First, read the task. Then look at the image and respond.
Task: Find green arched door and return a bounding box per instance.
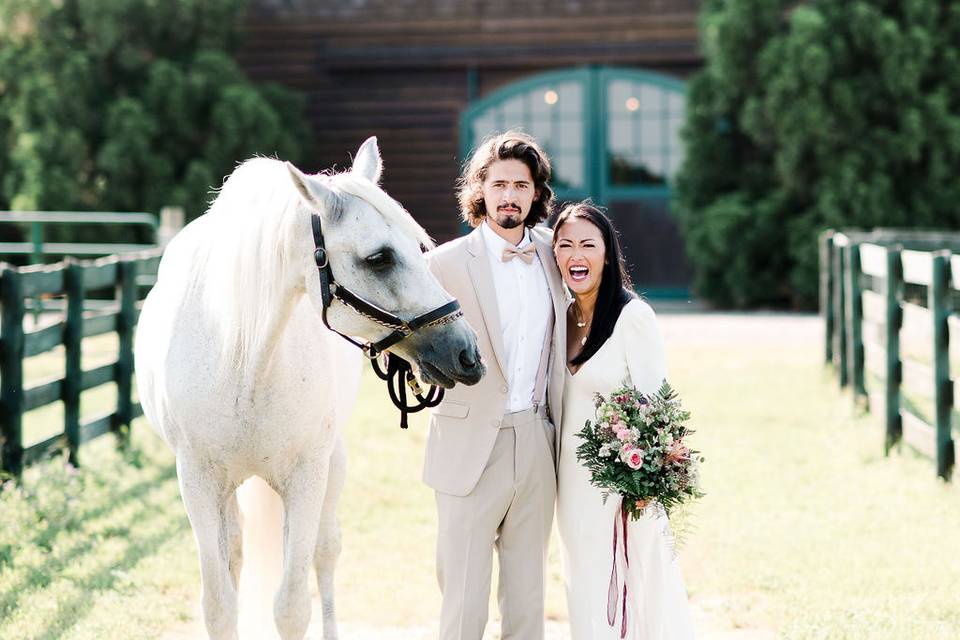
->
[461,66,690,299]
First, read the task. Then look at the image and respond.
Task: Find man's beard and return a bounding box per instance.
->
[491,205,524,229]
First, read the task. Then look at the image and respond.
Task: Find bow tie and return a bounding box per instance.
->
[501,244,537,264]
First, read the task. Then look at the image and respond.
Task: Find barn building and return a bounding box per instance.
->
[238,0,703,298]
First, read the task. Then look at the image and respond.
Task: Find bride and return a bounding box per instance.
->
[552,202,695,639]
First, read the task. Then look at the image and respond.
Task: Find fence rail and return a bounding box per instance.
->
[0,211,159,264]
[0,249,163,477]
[821,228,960,480]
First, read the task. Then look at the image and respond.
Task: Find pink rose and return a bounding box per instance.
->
[616,427,632,441]
[626,449,644,470]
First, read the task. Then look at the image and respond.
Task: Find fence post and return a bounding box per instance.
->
[833,237,848,387]
[820,229,835,364]
[0,267,25,477]
[846,241,865,405]
[63,260,83,466]
[884,245,902,452]
[930,250,954,479]
[159,206,184,248]
[114,258,137,448]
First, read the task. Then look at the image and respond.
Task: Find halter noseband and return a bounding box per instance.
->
[311,213,463,428]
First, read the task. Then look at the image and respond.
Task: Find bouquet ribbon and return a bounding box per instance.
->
[606,501,630,638]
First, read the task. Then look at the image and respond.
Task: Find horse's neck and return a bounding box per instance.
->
[224,273,305,392]
[256,287,303,371]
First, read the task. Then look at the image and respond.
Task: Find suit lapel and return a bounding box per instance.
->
[532,232,567,320]
[533,229,568,453]
[465,228,509,380]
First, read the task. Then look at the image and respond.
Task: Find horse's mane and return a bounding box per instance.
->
[189,157,434,373]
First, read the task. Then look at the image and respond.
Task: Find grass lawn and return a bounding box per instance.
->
[1,313,958,639]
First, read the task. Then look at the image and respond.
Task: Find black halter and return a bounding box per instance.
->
[311,213,462,428]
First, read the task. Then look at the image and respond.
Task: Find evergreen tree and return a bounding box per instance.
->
[675,0,960,309]
[0,0,308,234]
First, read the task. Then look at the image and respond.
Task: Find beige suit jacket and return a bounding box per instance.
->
[423,224,568,496]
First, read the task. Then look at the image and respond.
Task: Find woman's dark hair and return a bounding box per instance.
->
[457,130,555,228]
[552,201,635,367]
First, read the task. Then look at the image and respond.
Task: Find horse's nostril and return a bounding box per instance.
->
[459,348,478,369]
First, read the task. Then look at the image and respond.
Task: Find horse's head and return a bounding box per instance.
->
[286,138,485,388]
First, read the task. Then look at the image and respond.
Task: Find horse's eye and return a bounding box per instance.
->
[365,249,395,270]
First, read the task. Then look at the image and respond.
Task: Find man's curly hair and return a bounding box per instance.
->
[457,131,555,229]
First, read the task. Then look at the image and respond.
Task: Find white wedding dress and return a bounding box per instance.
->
[557,299,695,639]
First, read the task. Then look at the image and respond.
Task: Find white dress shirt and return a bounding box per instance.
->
[481,221,552,412]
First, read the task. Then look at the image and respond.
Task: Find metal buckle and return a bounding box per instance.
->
[314,248,328,268]
[406,371,423,395]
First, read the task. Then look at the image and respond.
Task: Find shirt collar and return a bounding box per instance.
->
[481,220,532,259]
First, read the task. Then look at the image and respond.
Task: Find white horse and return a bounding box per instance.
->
[134,138,484,640]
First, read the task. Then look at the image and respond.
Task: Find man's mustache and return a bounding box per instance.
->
[497,203,520,212]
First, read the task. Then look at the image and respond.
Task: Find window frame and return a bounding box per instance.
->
[460,66,686,203]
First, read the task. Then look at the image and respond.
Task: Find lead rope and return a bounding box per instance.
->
[370,352,444,429]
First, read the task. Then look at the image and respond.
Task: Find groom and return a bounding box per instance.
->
[423,131,567,639]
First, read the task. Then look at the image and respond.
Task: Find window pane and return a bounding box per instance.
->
[606,75,684,187]
[640,117,662,149]
[667,116,684,151]
[608,80,632,113]
[559,117,583,151]
[530,88,552,119]
[554,153,584,189]
[529,115,553,144]
[668,92,685,117]
[501,95,524,124]
[608,117,633,155]
[557,82,582,117]
[472,111,497,144]
[640,149,665,179]
[639,85,661,115]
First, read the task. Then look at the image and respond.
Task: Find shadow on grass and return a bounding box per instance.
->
[38,517,187,640]
[0,459,185,623]
[20,460,178,556]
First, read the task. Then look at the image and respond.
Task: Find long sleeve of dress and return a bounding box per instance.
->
[621,299,668,396]
[621,300,694,639]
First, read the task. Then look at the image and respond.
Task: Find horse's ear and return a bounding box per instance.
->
[352,136,382,184]
[286,162,337,220]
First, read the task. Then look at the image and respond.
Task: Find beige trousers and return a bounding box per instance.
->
[435,406,557,640]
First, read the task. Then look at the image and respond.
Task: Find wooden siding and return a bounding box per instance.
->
[238,0,703,241]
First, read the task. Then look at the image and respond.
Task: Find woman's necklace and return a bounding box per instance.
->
[574,304,590,346]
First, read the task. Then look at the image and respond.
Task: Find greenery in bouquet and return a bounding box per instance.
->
[575,381,704,521]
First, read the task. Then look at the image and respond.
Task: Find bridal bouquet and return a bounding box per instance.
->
[575,381,704,521]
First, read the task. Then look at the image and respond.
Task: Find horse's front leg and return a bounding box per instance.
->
[274,452,329,640]
[314,434,346,640]
[176,456,240,640]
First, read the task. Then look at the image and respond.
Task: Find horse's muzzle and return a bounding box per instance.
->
[411,322,485,388]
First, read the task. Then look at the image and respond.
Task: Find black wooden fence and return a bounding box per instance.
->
[0,249,162,478]
[821,229,960,480]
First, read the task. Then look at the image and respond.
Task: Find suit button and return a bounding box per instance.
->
[500,385,507,393]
